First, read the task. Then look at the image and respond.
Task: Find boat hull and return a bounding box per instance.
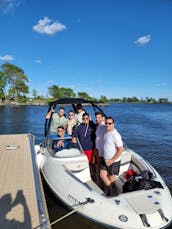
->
[37,147,172,229]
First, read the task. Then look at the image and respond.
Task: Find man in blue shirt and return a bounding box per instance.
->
[53,126,70,153]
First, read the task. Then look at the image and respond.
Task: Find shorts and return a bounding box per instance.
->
[84,149,94,164]
[101,159,120,176]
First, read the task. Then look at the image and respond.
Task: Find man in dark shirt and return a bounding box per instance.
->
[72,113,96,178]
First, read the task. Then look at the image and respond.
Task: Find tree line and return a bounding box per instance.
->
[0,63,171,104]
[0,63,29,102]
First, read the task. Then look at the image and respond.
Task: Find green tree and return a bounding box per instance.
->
[158,98,168,103]
[16,79,29,95]
[48,85,61,98]
[0,71,7,99]
[1,63,28,100]
[48,85,76,98]
[32,89,37,98]
[78,92,89,99]
[100,95,108,103]
[60,87,76,98]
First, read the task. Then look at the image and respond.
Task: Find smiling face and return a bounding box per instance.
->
[96,113,104,124]
[58,108,65,117]
[105,118,114,132]
[57,127,65,137]
[82,114,90,125]
[68,111,75,120]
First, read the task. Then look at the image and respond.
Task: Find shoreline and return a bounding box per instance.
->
[0,101,171,106]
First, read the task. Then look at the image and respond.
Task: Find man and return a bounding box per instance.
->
[46,107,67,133]
[74,103,85,125]
[95,111,106,185]
[53,126,70,153]
[72,113,96,178]
[100,117,123,196]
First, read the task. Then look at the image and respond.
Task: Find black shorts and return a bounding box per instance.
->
[101,159,120,176]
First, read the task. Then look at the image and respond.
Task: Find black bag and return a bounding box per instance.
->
[134,178,163,191]
[123,170,163,193]
[123,176,138,193]
[139,170,153,179]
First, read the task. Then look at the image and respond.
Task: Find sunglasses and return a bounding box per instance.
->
[83,117,89,120]
[105,122,113,125]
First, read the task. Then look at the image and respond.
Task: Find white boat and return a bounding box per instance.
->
[35,98,172,229]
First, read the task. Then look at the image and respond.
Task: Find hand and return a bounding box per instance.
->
[106,159,113,166]
[57,140,64,147]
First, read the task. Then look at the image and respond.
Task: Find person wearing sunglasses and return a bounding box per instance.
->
[72,113,96,179]
[53,126,70,153]
[100,117,123,196]
[67,110,77,135]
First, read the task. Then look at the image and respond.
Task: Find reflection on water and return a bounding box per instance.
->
[0,103,172,228]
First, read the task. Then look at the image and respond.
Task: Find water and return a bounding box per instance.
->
[0,103,172,229]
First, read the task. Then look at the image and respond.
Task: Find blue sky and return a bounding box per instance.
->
[0,0,172,100]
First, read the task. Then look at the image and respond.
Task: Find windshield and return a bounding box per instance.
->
[47,136,84,158]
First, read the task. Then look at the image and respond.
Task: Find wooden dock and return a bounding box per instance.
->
[0,134,50,229]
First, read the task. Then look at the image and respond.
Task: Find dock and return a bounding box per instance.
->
[0,134,50,229]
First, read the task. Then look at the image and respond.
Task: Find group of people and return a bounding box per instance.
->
[46,104,124,196]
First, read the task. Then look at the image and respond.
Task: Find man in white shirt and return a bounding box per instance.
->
[100,117,123,196]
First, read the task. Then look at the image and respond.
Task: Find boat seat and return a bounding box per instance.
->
[118,150,132,176]
[131,156,148,172]
[54,148,81,158]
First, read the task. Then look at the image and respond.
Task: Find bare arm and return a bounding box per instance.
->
[46,109,55,119]
[71,136,77,143]
[106,146,123,166]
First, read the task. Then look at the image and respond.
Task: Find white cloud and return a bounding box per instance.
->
[48,80,53,84]
[155,82,167,87]
[0,0,20,14]
[0,54,14,61]
[33,17,66,35]
[34,59,41,64]
[134,35,152,45]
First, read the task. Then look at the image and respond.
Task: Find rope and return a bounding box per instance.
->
[33,198,94,229]
[50,198,94,226]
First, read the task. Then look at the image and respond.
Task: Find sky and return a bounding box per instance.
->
[0,0,172,100]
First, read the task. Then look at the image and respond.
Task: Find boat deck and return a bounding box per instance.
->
[0,134,50,229]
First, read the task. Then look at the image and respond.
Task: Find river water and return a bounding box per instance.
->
[0,103,172,229]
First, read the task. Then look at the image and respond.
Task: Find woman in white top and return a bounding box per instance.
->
[75,103,85,125]
[67,110,77,135]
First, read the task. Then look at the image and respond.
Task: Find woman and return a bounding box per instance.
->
[67,110,77,135]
